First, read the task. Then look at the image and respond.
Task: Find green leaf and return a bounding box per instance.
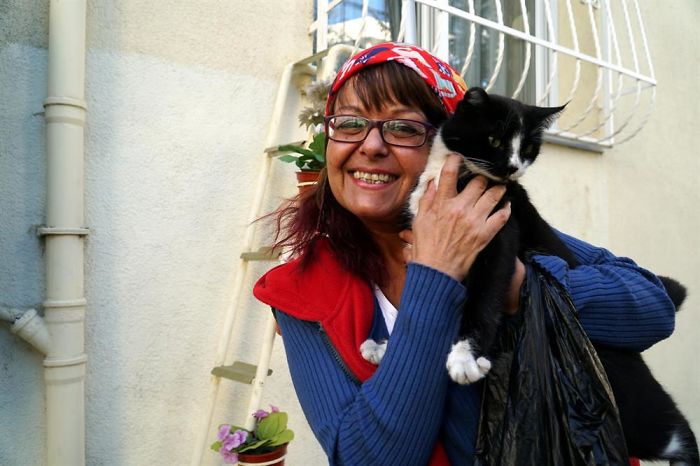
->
[256,412,287,440]
[278,145,316,158]
[308,133,326,157]
[267,429,294,447]
[238,438,271,453]
[210,440,222,452]
[277,143,306,152]
[278,154,299,163]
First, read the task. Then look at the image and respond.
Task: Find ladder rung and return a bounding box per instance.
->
[240,246,282,262]
[212,361,273,384]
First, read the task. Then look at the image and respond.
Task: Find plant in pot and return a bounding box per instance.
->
[211,405,294,465]
[278,78,332,194]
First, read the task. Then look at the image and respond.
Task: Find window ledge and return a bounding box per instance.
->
[543,131,608,154]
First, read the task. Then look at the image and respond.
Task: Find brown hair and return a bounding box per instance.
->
[270,61,448,286]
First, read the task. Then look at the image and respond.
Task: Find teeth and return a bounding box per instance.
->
[353,171,396,184]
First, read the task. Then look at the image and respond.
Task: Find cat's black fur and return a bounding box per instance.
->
[438,88,576,378]
[432,87,699,465]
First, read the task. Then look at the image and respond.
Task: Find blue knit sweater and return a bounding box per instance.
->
[275,232,675,466]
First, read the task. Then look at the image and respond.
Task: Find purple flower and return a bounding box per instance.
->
[220,448,238,464]
[270,405,280,413]
[253,409,269,420]
[217,424,232,441]
[223,429,248,451]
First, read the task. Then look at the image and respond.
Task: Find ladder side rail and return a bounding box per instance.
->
[191,61,297,466]
[244,314,279,430]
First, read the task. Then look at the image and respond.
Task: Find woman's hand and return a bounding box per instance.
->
[400,154,511,282]
[506,257,525,315]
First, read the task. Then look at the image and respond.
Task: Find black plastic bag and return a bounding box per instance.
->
[475,261,629,466]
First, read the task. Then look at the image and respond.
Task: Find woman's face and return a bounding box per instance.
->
[326,86,431,232]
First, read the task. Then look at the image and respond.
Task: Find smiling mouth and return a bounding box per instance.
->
[351,170,398,184]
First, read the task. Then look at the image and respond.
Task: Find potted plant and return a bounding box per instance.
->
[278,132,326,194]
[278,79,332,194]
[211,405,294,465]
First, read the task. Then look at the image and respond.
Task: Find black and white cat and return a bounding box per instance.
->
[360,87,699,465]
[362,87,575,382]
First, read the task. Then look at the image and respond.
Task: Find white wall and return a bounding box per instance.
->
[1,1,323,465]
[608,2,700,459]
[525,2,700,463]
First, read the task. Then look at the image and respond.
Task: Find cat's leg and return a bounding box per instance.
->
[447,221,519,384]
[360,339,387,365]
[446,338,493,384]
[660,423,700,466]
[598,347,700,466]
[447,276,510,384]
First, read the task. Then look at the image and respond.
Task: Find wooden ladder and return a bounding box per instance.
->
[191,44,353,466]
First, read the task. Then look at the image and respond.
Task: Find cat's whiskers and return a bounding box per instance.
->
[460,157,503,182]
[461,157,494,173]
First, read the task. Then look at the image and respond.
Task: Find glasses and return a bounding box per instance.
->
[324,115,435,148]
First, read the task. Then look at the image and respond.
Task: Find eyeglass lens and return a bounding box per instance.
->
[327,116,429,147]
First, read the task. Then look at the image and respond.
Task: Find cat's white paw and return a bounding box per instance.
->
[360,339,387,365]
[446,339,491,385]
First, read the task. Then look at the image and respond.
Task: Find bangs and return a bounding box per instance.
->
[332,61,448,126]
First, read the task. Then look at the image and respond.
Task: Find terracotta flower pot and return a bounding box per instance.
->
[295,170,320,194]
[237,444,288,466]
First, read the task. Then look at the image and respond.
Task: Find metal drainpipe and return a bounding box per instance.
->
[39,1,89,465]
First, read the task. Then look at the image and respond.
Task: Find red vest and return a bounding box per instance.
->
[254,239,451,465]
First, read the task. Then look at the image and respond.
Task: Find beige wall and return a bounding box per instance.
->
[608,1,700,457]
[528,2,700,463]
[1,1,320,465]
[1,1,697,465]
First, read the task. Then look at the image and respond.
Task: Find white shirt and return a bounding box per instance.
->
[373,284,398,335]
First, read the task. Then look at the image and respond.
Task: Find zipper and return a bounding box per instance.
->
[316,322,362,385]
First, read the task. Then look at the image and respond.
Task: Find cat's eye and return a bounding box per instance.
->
[488,135,501,148]
[524,144,533,154]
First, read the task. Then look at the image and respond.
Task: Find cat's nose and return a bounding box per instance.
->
[506,165,518,175]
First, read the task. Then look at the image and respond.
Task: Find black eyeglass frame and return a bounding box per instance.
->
[324,115,436,148]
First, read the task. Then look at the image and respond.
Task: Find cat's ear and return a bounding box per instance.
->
[462,87,489,108]
[529,103,567,129]
[455,87,488,114]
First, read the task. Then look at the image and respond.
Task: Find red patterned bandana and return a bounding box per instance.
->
[325,42,467,116]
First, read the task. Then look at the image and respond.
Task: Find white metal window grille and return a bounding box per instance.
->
[310,0,657,151]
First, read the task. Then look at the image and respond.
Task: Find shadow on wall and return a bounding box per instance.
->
[0,39,50,466]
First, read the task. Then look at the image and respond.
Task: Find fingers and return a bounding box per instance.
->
[456,175,496,209]
[436,154,462,199]
[483,201,511,239]
[398,229,414,244]
[399,230,414,264]
[418,179,437,213]
[472,183,507,216]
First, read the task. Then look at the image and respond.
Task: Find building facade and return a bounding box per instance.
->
[0,1,697,465]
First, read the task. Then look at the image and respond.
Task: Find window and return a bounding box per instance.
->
[311,0,657,149]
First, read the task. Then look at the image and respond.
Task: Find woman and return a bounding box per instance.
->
[254,43,674,465]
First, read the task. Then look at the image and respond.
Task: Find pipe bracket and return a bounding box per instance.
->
[37,227,90,237]
[44,354,88,368]
[43,298,87,308]
[43,96,87,110]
